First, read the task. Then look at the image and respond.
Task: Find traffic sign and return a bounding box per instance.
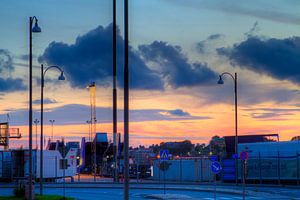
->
[232,154,238,159]
[210,155,218,162]
[159,149,169,161]
[240,151,249,161]
[211,161,222,174]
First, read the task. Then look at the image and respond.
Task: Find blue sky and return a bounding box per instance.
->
[1,0,300,147]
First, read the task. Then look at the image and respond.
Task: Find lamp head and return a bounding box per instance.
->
[58,71,65,81]
[32,20,41,33]
[217,75,224,85]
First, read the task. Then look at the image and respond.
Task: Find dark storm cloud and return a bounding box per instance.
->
[0,49,26,92]
[139,41,218,88]
[217,36,300,84]
[39,24,163,90]
[0,78,26,92]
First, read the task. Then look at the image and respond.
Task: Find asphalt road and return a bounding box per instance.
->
[0,186,298,200]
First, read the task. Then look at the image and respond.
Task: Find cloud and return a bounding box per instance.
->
[196,34,224,54]
[165,109,190,117]
[217,36,300,84]
[39,24,164,90]
[244,21,259,37]
[32,98,58,105]
[250,112,293,119]
[207,34,223,40]
[169,0,300,26]
[0,49,13,73]
[0,78,26,92]
[2,104,211,126]
[0,49,26,92]
[243,107,299,120]
[139,41,218,88]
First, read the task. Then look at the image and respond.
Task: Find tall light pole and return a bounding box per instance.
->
[40,64,65,195]
[112,0,118,183]
[34,119,39,149]
[29,16,41,200]
[217,72,238,185]
[86,120,91,142]
[49,119,55,141]
[124,0,129,199]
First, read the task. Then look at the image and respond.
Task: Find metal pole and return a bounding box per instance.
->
[278,151,280,185]
[214,174,216,200]
[234,72,238,185]
[28,16,33,200]
[259,152,262,184]
[63,145,66,199]
[113,0,118,183]
[297,151,299,185]
[242,161,245,200]
[136,156,139,183]
[124,0,129,199]
[163,162,166,195]
[34,119,39,149]
[50,120,55,141]
[40,64,44,195]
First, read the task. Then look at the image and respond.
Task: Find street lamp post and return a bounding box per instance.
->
[34,119,39,149]
[112,0,118,183]
[124,0,129,199]
[86,120,91,142]
[217,72,238,185]
[49,119,55,141]
[28,16,41,200]
[40,64,65,195]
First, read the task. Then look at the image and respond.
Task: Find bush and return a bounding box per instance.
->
[13,183,25,198]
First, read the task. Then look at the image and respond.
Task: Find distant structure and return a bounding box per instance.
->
[87,82,97,176]
[0,122,21,151]
[224,134,279,157]
[80,132,113,174]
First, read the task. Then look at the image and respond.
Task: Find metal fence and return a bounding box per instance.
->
[223,151,300,184]
[153,158,213,182]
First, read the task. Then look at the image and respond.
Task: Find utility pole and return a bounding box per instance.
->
[87,82,97,181]
[113,0,118,183]
[124,0,129,199]
[49,119,55,141]
[34,119,39,149]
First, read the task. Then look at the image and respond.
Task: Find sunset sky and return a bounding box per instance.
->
[1,0,300,149]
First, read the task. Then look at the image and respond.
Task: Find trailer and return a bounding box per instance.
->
[36,148,77,179]
[0,148,77,182]
[237,141,300,183]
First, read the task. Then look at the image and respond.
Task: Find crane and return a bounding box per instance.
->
[87,82,97,180]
